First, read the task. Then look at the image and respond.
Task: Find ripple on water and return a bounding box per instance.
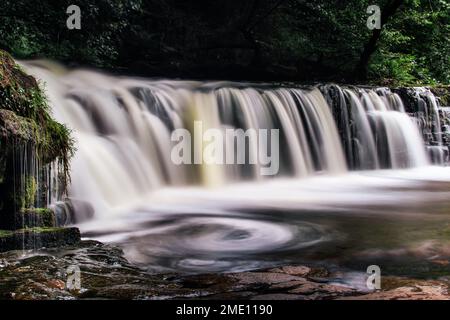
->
[112,214,332,273]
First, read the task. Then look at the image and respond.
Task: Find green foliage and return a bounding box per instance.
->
[0,0,448,84]
[369,52,438,85]
[1,49,74,200]
[0,0,143,68]
[368,0,450,85]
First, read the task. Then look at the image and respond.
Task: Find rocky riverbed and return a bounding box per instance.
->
[0,240,449,300]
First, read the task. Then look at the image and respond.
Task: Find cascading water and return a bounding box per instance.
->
[20,61,450,273]
[323,85,429,170]
[398,87,449,164]
[22,63,430,202]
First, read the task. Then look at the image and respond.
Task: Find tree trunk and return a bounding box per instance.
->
[352,0,404,81]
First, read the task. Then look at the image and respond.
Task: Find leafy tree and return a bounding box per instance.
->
[0,0,448,84]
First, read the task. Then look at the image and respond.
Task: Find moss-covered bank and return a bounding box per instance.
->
[0,49,74,231]
[0,50,73,174]
[0,227,80,253]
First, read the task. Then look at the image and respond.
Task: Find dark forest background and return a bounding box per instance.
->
[0,0,448,84]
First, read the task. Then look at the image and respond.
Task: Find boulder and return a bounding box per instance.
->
[51,198,95,225]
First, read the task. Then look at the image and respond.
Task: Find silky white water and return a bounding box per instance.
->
[21,61,450,274]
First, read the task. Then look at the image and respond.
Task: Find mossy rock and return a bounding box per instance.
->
[0,109,40,142]
[0,48,74,171]
[52,198,95,225]
[1,49,75,231]
[0,50,39,101]
[0,230,13,238]
[0,227,80,252]
[430,86,450,107]
[14,208,56,228]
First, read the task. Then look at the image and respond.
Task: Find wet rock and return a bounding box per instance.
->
[51,198,95,225]
[431,259,450,266]
[0,227,81,252]
[341,285,450,300]
[178,273,237,290]
[269,279,309,290]
[307,266,331,279]
[46,279,66,290]
[1,241,449,300]
[268,265,311,277]
[252,293,305,300]
[14,208,56,228]
[431,86,450,107]
[229,272,303,286]
[289,282,355,296]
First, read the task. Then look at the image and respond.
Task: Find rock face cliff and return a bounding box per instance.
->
[0,50,73,231]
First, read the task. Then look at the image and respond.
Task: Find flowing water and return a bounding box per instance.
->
[22,61,450,277]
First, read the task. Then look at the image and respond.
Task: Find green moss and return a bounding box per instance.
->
[19,208,56,227]
[1,48,74,164]
[430,86,450,106]
[21,208,52,215]
[0,109,38,141]
[1,49,74,214]
[16,227,65,234]
[0,51,47,119]
[24,176,37,208]
[0,230,13,238]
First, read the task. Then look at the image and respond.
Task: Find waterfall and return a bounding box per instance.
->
[21,62,436,219]
[405,87,448,164]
